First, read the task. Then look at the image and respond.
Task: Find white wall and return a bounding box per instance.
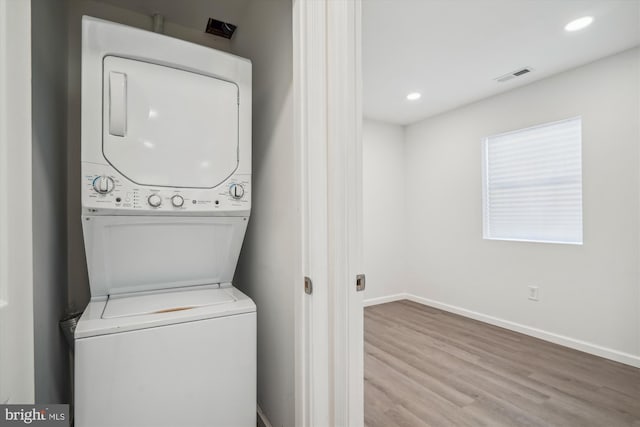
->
[31,0,70,403]
[362,120,406,303]
[403,48,640,361]
[231,1,295,426]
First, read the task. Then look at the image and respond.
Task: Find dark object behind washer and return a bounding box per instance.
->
[205,18,237,39]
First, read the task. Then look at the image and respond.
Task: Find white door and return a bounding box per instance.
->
[102,56,239,189]
[294,1,363,426]
[327,1,364,425]
[0,0,35,404]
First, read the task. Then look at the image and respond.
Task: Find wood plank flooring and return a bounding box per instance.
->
[364,300,640,427]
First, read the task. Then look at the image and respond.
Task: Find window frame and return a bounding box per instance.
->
[481,116,584,245]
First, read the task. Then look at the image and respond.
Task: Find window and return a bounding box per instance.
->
[482,117,583,244]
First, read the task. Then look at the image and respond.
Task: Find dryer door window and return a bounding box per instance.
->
[102,56,239,188]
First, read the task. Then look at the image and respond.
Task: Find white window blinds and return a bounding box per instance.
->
[482,117,583,245]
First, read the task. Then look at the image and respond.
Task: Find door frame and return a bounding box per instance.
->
[0,0,35,404]
[293,1,363,426]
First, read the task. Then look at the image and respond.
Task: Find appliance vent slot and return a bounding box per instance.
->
[495,67,533,83]
[205,18,237,39]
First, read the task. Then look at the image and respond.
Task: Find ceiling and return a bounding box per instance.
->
[363,0,640,125]
[96,0,251,30]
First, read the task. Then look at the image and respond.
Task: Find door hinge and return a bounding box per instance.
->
[356,274,365,292]
[304,276,313,295]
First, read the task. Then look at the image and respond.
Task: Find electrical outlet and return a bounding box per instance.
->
[528,285,539,301]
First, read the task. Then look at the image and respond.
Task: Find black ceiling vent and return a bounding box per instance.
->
[495,67,533,83]
[205,18,237,39]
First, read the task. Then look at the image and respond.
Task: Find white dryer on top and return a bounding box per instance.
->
[74,16,255,427]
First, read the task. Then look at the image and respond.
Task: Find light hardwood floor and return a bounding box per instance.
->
[364,300,640,427]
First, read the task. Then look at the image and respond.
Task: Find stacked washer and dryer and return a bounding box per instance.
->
[74,17,256,427]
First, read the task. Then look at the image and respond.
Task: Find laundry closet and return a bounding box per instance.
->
[30,0,296,425]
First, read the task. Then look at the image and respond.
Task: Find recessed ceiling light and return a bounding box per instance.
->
[406,92,421,101]
[565,16,594,32]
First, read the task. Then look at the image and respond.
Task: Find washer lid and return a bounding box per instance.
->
[82,215,248,298]
[75,286,256,339]
[102,286,236,319]
[102,55,239,189]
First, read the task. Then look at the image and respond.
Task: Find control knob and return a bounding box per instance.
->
[148,194,162,207]
[92,176,115,194]
[229,184,245,199]
[171,195,184,207]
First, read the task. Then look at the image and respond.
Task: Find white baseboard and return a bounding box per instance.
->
[257,405,273,427]
[363,293,409,307]
[365,293,640,368]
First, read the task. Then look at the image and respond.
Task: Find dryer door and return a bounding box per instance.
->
[102,56,239,189]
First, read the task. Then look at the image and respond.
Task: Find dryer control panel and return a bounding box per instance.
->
[82,162,250,216]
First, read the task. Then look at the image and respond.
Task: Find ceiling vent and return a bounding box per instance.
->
[494,67,533,83]
[205,18,237,39]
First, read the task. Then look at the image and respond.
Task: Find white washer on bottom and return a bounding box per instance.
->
[74,285,256,427]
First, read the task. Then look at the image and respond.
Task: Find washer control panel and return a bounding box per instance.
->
[82,163,250,214]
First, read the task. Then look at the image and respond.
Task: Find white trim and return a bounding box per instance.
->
[483,237,583,246]
[293,1,330,426]
[294,2,363,425]
[294,1,363,425]
[0,0,6,310]
[364,294,640,368]
[326,1,363,426]
[363,293,408,307]
[257,405,273,427]
[0,0,35,404]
